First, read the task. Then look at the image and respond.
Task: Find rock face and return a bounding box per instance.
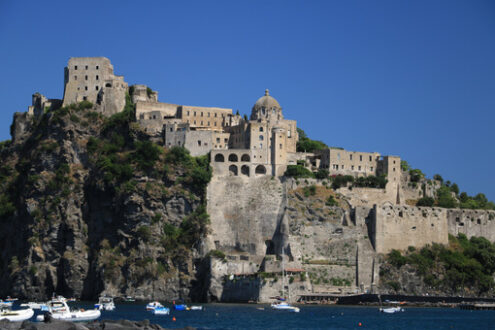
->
[0,103,208,301]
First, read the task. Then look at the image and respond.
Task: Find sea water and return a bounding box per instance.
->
[58,302,495,330]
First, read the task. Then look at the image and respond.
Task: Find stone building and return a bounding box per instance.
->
[211,90,298,177]
[27,92,62,117]
[63,57,128,115]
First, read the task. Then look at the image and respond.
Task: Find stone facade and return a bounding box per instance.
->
[164,123,229,157]
[27,93,62,117]
[63,57,128,115]
[447,209,495,242]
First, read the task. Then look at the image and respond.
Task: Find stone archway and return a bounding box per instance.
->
[241,165,249,177]
[228,154,238,162]
[255,165,266,175]
[214,154,225,162]
[229,165,238,176]
[241,154,250,162]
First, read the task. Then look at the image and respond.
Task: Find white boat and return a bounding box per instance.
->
[35,297,100,322]
[95,296,116,311]
[270,247,300,313]
[380,306,404,313]
[0,301,13,308]
[20,302,43,309]
[190,305,203,311]
[152,306,170,315]
[0,308,34,322]
[146,301,164,311]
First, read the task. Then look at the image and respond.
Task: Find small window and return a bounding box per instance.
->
[201,121,203,125]
[83,96,87,101]
[85,86,88,91]
[74,75,77,80]
[187,111,190,115]
[198,140,201,146]
[96,75,99,80]
[342,165,344,169]
[360,155,363,161]
[224,138,228,143]
[351,165,354,170]
[208,113,210,117]
[194,112,197,116]
[194,121,196,124]
[288,129,291,137]
[85,65,88,70]
[280,144,282,149]
[370,166,373,171]
[208,122,210,126]
[358,166,361,171]
[201,112,203,117]
[96,65,99,70]
[260,127,263,132]
[369,156,372,161]
[96,86,99,90]
[85,75,88,80]
[393,168,396,172]
[215,113,217,117]
[259,135,264,141]
[74,65,78,70]
[216,138,220,143]
[336,165,339,170]
[350,154,353,160]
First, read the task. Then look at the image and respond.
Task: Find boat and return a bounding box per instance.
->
[189,305,203,311]
[270,247,300,313]
[0,308,34,322]
[152,306,170,315]
[20,302,43,309]
[174,304,188,311]
[0,300,13,308]
[95,296,116,311]
[380,306,404,313]
[146,301,164,311]
[123,296,135,302]
[35,297,101,322]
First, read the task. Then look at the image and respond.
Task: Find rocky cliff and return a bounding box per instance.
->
[0,100,211,301]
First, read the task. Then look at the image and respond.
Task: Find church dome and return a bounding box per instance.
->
[253,89,281,110]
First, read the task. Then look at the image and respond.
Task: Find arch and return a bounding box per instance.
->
[259,127,264,132]
[259,135,264,141]
[241,154,250,162]
[255,165,266,175]
[214,154,224,162]
[241,165,249,176]
[105,83,112,87]
[229,165,238,176]
[228,154,238,162]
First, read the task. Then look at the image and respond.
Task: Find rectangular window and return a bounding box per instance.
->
[216,138,220,143]
[83,96,87,101]
[96,75,99,80]
[350,154,353,160]
[96,65,99,70]
[194,112,197,116]
[85,75,88,80]
[280,144,282,149]
[96,86,99,90]
[201,121,203,125]
[342,165,344,169]
[187,111,190,115]
[194,120,196,124]
[85,65,88,69]
[224,138,228,143]
[208,113,210,117]
[358,166,361,171]
[74,76,77,80]
[208,122,210,126]
[370,166,373,171]
[215,113,217,117]
[288,130,291,137]
[85,86,88,91]
[74,65,78,70]
[201,112,203,117]
[351,165,354,170]
[360,155,363,161]
[198,140,201,146]
[369,156,372,161]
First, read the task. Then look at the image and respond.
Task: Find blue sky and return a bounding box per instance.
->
[1,0,494,200]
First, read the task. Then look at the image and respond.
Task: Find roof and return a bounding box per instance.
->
[253,89,281,110]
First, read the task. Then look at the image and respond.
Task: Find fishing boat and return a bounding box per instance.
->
[0,308,34,322]
[270,247,300,313]
[146,301,164,311]
[35,297,100,322]
[152,306,170,315]
[379,306,404,313]
[95,296,116,311]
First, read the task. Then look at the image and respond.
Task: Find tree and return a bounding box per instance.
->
[433,174,443,183]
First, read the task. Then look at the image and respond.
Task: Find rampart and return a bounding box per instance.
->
[447,209,495,242]
[371,205,449,253]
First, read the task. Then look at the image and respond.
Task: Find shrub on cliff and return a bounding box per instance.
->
[416,196,435,207]
[296,128,327,153]
[284,165,314,178]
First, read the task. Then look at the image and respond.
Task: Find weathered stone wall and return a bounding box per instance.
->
[371,205,449,253]
[447,209,495,242]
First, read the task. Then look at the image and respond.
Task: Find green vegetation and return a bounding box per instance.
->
[416,196,435,207]
[384,234,495,293]
[296,128,327,153]
[353,175,388,189]
[207,249,226,260]
[331,175,354,190]
[326,195,338,207]
[409,169,424,183]
[284,165,314,178]
[400,160,411,171]
[303,185,316,197]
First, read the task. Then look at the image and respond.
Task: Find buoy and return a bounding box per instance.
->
[358,322,362,327]
[172,317,176,321]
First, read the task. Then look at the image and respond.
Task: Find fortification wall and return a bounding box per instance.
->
[447,209,495,242]
[372,205,448,253]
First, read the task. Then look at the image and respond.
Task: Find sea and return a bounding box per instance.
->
[35,302,494,330]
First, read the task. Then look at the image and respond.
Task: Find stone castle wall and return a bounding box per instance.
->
[447,209,495,242]
[371,205,449,253]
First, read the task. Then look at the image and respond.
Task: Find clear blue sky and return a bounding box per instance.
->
[1,0,494,200]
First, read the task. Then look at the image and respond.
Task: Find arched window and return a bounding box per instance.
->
[241,154,250,162]
[259,135,264,141]
[105,83,112,87]
[214,154,225,162]
[255,165,266,175]
[229,165,238,176]
[241,165,249,176]
[228,154,238,162]
[259,127,263,132]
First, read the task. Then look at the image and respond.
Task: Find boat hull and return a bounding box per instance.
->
[0,308,34,322]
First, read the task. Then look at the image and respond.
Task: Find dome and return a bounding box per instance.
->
[253,89,281,110]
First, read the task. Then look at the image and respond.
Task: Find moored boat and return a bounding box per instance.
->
[380,306,404,313]
[146,301,164,311]
[95,296,116,311]
[35,297,100,322]
[152,306,170,315]
[190,305,203,311]
[20,302,43,309]
[271,301,300,313]
[0,300,13,308]
[0,308,34,322]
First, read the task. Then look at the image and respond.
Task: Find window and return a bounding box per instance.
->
[96,65,99,70]
[369,156,372,161]
[358,166,361,171]
[342,165,344,169]
[83,96,87,101]
[187,111,190,115]
[194,121,196,124]
[393,168,396,172]
[351,165,354,170]
[198,140,201,146]
[360,155,363,161]
[215,113,217,117]
[224,138,228,143]
[74,76,77,80]
[201,121,203,125]
[260,143,263,149]
[208,113,210,117]
[85,65,88,70]
[201,112,203,117]
[85,86,88,91]
[216,138,220,143]
[350,154,353,160]
[74,65,78,70]
[337,153,340,160]
[288,130,291,137]
[194,112,197,116]
[85,75,88,80]
[259,135,264,141]
[96,75,99,80]
[208,122,210,126]
[336,165,339,170]
[259,127,263,132]
[280,144,282,149]
[96,86,99,90]
[370,166,373,171]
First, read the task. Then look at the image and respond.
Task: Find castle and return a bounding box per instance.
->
[16,58,495,297]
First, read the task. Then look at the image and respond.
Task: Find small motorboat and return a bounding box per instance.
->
[271,302,300,313]
[189,305,203,311]
[20,302,43,310]
[95,296,116,311]
[174,304,188,311]
[146,301,164,311]
[380,307,404,313]
[0,308,34,322]
[152,306,170,315]
[36,297,100,322]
